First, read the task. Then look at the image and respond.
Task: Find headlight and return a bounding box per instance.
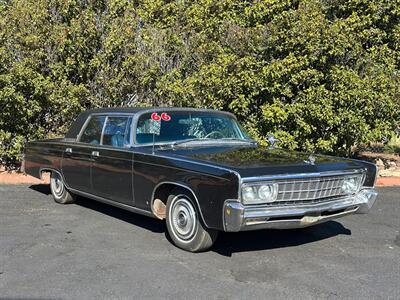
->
[341,175,364,194]
[242,186,257,203]
[241,183,278,205]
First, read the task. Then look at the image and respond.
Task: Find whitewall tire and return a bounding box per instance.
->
[50,172,76,204]
[166,189,218,252]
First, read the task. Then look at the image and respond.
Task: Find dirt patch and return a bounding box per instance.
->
[356,151,400,184]
[0,172,50,185]
[376,177,400,187]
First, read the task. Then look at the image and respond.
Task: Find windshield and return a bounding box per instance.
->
[135,111,252,144]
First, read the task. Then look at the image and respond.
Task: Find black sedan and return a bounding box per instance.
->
[23,107,378,252]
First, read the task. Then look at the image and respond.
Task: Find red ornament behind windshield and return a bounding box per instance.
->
[151,112,170,121]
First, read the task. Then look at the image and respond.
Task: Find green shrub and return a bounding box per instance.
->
[384,137,400,155]
[1,0,399,167]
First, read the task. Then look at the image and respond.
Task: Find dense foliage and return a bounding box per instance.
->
[1,0,399,166]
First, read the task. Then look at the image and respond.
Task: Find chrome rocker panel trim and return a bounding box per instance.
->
[223,188,378,232]
[69,188,155,218]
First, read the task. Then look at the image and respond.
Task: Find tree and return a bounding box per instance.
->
[0,0,399,167]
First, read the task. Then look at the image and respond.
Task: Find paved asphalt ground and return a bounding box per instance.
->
[0,185,399,299]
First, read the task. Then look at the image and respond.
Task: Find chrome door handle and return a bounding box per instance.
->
[65,148,72,154]
[91,151,99,157]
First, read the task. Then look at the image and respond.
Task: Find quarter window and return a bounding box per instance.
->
[79,116,106,144]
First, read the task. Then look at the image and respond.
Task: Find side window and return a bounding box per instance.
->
[102,117,132,148]
[79,116,106,144]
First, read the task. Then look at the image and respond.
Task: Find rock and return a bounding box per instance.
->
[388,161,397,170]
[375,158,384,167]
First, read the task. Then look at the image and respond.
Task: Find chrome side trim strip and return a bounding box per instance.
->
[69,188,154,218]
[39,168,153,218]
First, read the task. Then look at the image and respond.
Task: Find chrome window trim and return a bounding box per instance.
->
[90,112,136,116]
[132,109,248,145]
[77,114,107,144]
[77,113,135,148]
[101,115,134,148]
[39,167,151,217]
[136,108,237,120]
[76,115,92,142]
[99,116,108,145]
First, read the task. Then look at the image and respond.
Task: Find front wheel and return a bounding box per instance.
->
[50,172,76,204]
[166,189,218,252]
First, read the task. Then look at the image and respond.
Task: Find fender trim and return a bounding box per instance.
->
[151,181,209,228]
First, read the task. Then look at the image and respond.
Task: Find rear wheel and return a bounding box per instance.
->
[166,189,218,252]
[50,172,76,204]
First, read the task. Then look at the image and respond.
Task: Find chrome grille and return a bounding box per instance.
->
[250,172,364,205]
[277,176,346,201]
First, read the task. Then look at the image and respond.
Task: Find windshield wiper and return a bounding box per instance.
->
[220,138,258,144]
[171,138,214,147]
[170,137,257,148]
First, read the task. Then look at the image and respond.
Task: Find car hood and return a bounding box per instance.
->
[156,144,367,178]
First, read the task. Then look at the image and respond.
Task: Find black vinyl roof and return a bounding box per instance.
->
[65,107,234,139]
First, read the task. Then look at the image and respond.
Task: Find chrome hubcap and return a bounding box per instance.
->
[170,197,197,241]
[52,173,64,197]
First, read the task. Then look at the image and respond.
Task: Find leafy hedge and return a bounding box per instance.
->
[1,0,399,167]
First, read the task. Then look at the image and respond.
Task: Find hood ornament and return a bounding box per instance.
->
[267,135,281,149]
[304,154,316,165]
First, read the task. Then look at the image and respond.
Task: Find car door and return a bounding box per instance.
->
[61,115,106,193]
[91,116,134,206]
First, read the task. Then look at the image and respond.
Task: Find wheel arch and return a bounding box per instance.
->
[39,167,67,185]
[151,181,209,228]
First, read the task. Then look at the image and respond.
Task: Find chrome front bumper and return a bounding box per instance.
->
[223,188,378,232]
